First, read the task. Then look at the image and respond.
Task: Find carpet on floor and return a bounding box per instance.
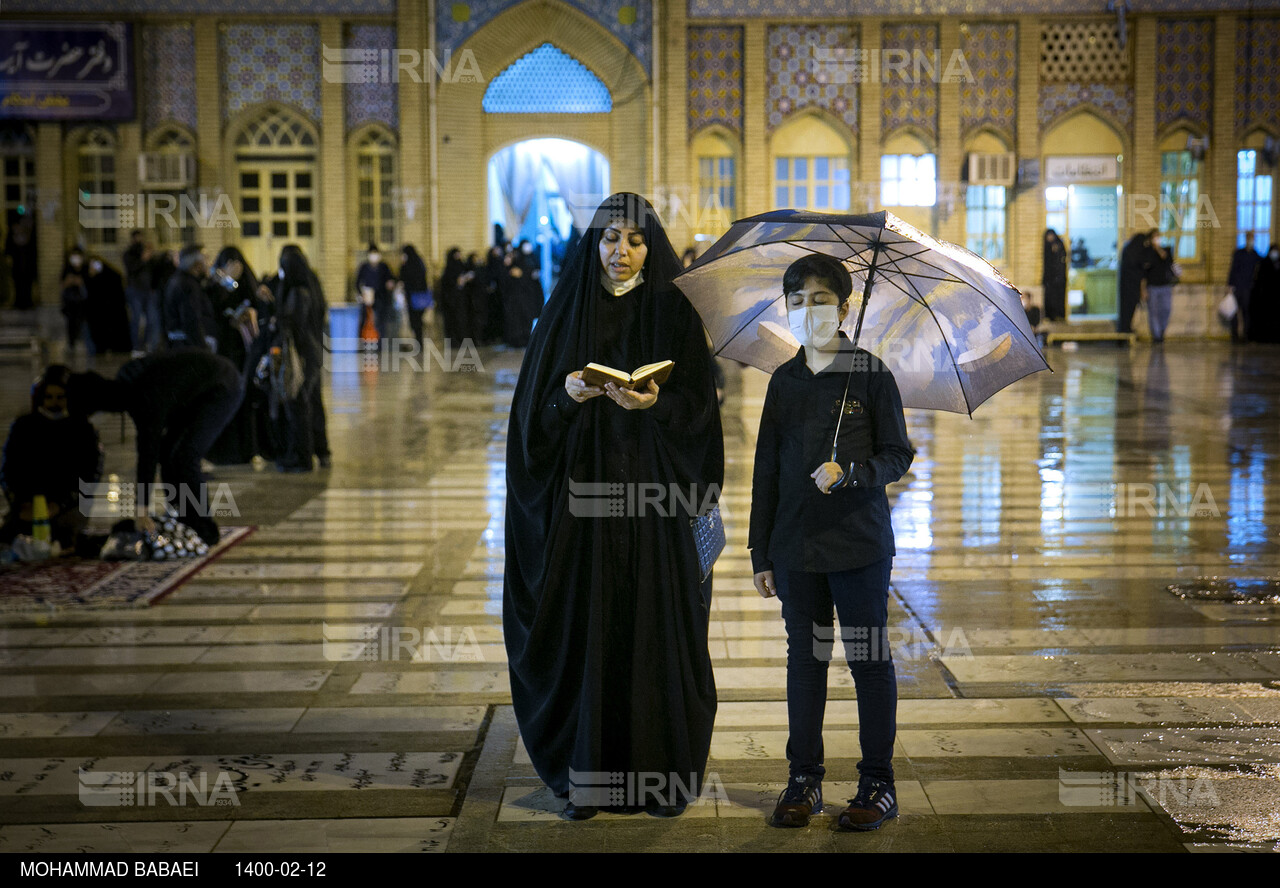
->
[0,526,254,612]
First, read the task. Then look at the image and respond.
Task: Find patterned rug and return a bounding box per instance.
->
[0,526,254,612]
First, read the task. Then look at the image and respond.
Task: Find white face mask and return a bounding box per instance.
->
[69,255,83,269]
[368,254,380,265]
[788,304,840,348]
[89,260,103,274]
[278,268,285,279]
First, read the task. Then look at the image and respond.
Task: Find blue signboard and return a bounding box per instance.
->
[0,22,135,120]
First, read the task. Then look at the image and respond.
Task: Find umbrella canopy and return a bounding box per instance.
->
[676,209,1051,415]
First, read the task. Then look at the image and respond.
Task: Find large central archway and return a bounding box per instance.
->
[488,137,610,297]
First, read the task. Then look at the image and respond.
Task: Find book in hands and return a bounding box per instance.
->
[580,360,674,389]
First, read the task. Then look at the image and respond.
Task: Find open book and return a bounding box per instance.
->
[581,360,674,389]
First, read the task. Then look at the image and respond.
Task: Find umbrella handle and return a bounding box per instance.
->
[832,240,880,463]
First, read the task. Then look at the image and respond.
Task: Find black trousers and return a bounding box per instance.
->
[158,382,242,544]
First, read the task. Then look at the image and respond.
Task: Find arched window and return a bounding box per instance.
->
[692,129,738,240]
[881,130,936,209]
[0,124,36,220]
[771,115,852,211]
[1237,133,1273,251]
[77,128,119,250]
[352,126,398,251]
[144,125,197,250]
[483,44,612,113]
[963,130,1010,265]
[1158,129,1204,262]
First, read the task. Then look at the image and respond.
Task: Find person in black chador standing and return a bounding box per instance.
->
[463,251,489,345]
[4,211,36,310]
[267,245,330,471]
[68,350,245,546]
[1118,231,1151,336]
[84,256,132,354]
[399,245,431,346]
[1042,229,1067,322]
[206,246,269,465]
[504,193,722,820]
[437,247,468,348]
[1228,233,1262,342]
[483,244,507,345]
[1248,243,1280,344]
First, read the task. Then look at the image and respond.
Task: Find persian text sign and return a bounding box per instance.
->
[0,22,135,121]
[1044,155,1119,185]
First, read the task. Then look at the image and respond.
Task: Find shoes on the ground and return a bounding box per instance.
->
[317,455,332,469]
[561,802,597,821]
[646,802,687,818]
[276,462,312,474]
[836,776,897,831]
[769,774,822,828]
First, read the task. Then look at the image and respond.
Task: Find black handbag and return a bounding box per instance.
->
[691,503,725,582]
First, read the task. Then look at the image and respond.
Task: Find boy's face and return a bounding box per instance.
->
[785,275,847,322]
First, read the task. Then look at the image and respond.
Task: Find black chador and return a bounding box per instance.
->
[503,194,723,808]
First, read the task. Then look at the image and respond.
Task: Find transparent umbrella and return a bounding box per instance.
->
[676,209,1051,415]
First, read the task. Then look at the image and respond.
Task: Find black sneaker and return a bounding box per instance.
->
[561,801,597,821]
[769,775,822,828]
[837,776,897,831]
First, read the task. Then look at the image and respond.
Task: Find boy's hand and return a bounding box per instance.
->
[811,461,844,494]
[754,569,776,599]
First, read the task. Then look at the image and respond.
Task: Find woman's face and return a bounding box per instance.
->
[599,222,648,283]
[225,258,244,280]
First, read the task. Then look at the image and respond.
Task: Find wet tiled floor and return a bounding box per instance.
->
[0,341,1278,852]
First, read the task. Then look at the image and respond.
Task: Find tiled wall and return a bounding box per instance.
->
[765,24,859,134]
[344,24,399,133]
[140,23,197,133]
[220,23,323,124]
[688,26,744,136]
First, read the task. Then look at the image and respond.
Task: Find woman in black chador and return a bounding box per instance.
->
[504,193,723,820]
[1042,229,1068,321]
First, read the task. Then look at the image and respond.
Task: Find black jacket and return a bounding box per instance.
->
[163,270,218,351]
[750,335,915,574]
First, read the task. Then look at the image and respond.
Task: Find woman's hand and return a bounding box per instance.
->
[754,569,776,599]
[605,379,658,410]
[565,370,604,403]
[811,461,844,494]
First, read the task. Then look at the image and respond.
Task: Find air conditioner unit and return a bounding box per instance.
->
[138,152,195,189]
[967,153,1017,187]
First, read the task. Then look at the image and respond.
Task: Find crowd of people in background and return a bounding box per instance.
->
[40,233,332,475]
[435,239,546,349]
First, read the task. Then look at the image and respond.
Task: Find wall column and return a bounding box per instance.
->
[318,19,347,305]
[938,19,962,245]
[858,21,881,212]
[1012,16,1040,293]
[1210,14,1238,283]
[35,123,63,308]
[660,0,691,249]
[741,21,767,217]
[399,0,430,273]
[1132,16,1158,250]
[193,17,224,257]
